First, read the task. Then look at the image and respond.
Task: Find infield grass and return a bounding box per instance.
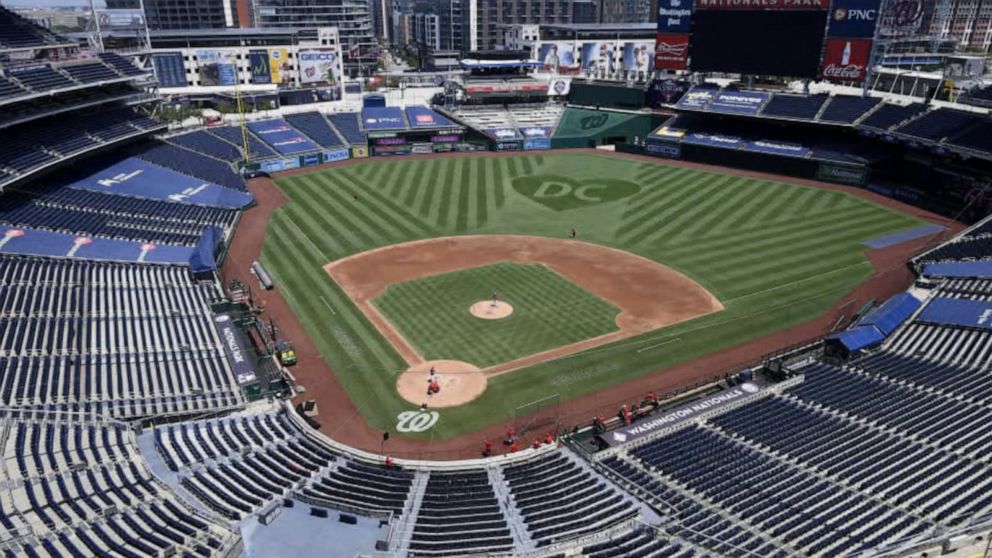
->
[373,262,620,367]
[262,152,923,439]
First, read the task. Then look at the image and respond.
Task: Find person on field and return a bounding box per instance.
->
[569,227,577,239]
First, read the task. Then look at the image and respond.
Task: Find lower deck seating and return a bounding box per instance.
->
[0,409,236,557]
[409,471,513,557]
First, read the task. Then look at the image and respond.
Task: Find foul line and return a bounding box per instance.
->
[636,337,682,354]
[283,217,327,260]
[320,296,336,315]
[722,261,872,305]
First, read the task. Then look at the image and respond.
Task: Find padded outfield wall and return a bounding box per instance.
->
[553,108,664,148]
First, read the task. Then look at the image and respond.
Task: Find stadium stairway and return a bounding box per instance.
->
[323,113,351,147]
[487,466,538,551]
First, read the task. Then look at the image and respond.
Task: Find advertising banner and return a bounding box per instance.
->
[684,132,743,149]
[708,90,771,114]
[547,77,571,96]
[622,42,654,73]
[580,42,615,74]
[537,42,578,72]
[646,142,682,158]
[523,138,551,150]
[743,139,811,158]
[351,146,369,158]
[212,315,257,386]
[520,127,551,139]
[411,143,433,154]
[196,50,236,86]
[299,49,342,85]
[249,50,271,84]
[95,9,145,30]
[322,148,350,163]
[362,107,406,130]
[817,163,868,185]
[247,120,319,154]
[604,383,764,446]
[827,0,881,37]
[375,145,413,156]
[496,141,522,151]
[269,48,291,84]
[489,128,521,141]
[695,0,829,9]
[648,125,687,140]
[677,86,717,109]
[821,37,872,82]
[657,0,694,33]
[654,33,690,70]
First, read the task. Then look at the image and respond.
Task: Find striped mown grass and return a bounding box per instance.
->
[262,153,922,439]
[373,263,620,367]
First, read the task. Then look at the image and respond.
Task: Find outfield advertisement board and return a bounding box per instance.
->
[646,142,682,158]
[677,87,718,109]
[657,0,694,33]
[817,163,869,185]
[298,49,342,85]
[195,50,236,86]
[696,0,829,8]
[496,141,522,151]
[523,138,552,150]
[654,34,691,70]
[604,382,764,447]
[827,0,880,37]
[684,132,743,149]
[744,139,811,158]
[249,50,271,84]
[323,149,350,163]
[821,37,873,82]
[708,90,770,115]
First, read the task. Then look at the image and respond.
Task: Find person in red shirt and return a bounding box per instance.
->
[544,433,554,445]
[384,455,394,468]
[531,439,541,450]
[509,442,519,453]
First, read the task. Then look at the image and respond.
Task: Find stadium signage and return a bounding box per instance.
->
[817,163,868,185]
[677,87,717,109]
[654,34,691,70]
[605,383,763,446]
[97,169,143,187]
[709,90,770,114]
[646,142,682,158]
[213,314,257,385]
[821,38,872,82]
[657,0,694,33]
[828,0,880,38]
[696,0,829,8]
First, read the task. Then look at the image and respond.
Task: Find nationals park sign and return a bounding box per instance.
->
[604,382,763,447]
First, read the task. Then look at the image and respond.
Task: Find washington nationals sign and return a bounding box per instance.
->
[396,410,439,433]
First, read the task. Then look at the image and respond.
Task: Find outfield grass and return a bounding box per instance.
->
[261,153,922,439]
[373,262,620,367]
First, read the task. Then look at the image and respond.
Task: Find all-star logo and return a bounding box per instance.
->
[512,175,640,211]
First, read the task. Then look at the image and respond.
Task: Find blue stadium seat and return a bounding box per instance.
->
[818,95,882,124]
[761,94,828,120]
[285,112,344,148]
[328,112,366,145]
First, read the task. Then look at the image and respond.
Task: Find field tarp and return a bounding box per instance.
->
[917,298,992,330]
[65,157,252,209]
[923,260,992,279]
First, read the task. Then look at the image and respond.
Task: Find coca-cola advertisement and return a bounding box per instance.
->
[821,38,872,82]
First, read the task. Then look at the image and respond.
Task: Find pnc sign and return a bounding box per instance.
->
[512,175,641,211]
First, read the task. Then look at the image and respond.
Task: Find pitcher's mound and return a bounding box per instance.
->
[470,301,514,320]
[396,360,487,408]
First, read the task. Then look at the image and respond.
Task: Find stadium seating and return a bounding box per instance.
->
[0,255,245,419]
[0,408,238,557]
[503,451,639,546]
[285,112,345,148]
[98,52,149,78]
[8,65,75,93]
[409,470,514,556]
[818,95,882,124]
[860,102,929,131]
[0,6,65,49]
[207,126,276,160]
[137,142,247,192]
[169,130,244,163]
[947,121,992,155]
[761,93,828,120]
[62,62,121,84]
[328,112,367,145]
[895,108,985,142]
[0,75,27,100]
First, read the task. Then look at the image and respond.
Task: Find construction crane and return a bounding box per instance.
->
[233,75,251,167]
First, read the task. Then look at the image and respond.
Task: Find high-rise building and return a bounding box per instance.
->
[929,0,992,53]
[252,0,377,76]
[108,0,246,30]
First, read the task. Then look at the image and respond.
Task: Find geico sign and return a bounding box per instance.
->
[301,52,337,61]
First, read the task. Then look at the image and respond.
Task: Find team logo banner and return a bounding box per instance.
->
[828,0,880,37]
[249,50,270,84]
[696,0,829,8]
[654,34,690,70]
[657,0,694,33]
[821,37,872,82]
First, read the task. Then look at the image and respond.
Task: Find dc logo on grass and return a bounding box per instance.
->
[512,175,640,211]
[396,410,439,433]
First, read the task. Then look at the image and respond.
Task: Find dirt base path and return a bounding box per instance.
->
[324,235,723,376]
[223,149,963,460]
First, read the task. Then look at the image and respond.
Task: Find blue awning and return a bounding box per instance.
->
[827,326,885,352]
[189,226,223,273]
[859,293,921,336]
[923,260,992,279]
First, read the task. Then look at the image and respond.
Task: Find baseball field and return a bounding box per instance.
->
[260,152,923,439]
